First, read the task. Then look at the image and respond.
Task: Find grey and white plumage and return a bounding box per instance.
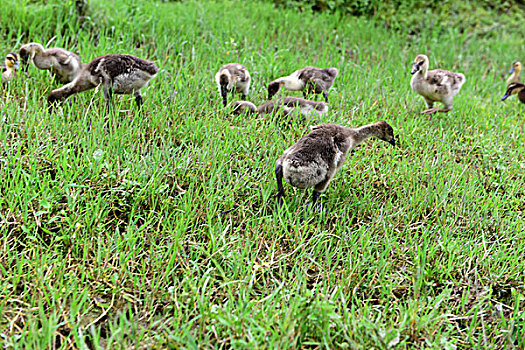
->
[268,66,338,102]
[232,97,328,117]
[19,43,85,84]
[1,52,19,85]
[215,63,251,107]
[275,121,396,208]
[410,54,466,114]
[47,54,158,112]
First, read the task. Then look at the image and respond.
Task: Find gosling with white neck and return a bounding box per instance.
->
[47,54,158,113]
[275,121,396,209]
[19,43,85,84]
[215,63,251,107]
[268,66,338,103]
[410,54,465,114]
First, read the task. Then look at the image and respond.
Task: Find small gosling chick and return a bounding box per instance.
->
[19,43,85,84]
[507,61,522,84]
[1,52,20,85]
[268,66,338,103]
[232,97,328,117]
[276,121,396,209]
[410,54,465,114]
[48,54,158,113]
[215,63,251,107]
[501,82,525,104]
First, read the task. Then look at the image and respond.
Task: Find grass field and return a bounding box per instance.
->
[1,0,524,348]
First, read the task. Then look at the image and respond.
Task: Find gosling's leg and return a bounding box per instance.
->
[220,85,228,107]
[438,108,452,113]
[102,83,114,115]
[306,191,322,212]
[420,107,438,114]
[302,90,308,99]
[134,91,144,110]
[323,91,329,103]
[275,163,285,206]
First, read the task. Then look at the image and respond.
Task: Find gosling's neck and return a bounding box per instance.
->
[277,75,303,90]
[350,123,382,146]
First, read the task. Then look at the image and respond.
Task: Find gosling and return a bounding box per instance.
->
[232,97,328,117]
[268,66,338,103]
[501,83,525,104]
[507,61,522,84]
[1,52,20,85]
[48,54,158,113]
[19,43,85,84]
[215,63,251,107]
[276,121,396,209]
[410,54,466,114]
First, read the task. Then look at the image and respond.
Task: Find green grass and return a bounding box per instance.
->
[1,0,524,348]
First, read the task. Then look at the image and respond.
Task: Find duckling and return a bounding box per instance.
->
[506,61,522,84]
[275,121,396,209]
[47,54,158,113]
[215,63,251,107]
[232,97,328,117]
[268,66,338,103]
[1,53,20,85]
[19,43,85,84]
[501,83,525,104]
[410,54,466,114]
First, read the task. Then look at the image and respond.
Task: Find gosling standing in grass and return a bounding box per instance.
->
[48,54,158,113]
[232,97,328,117]
[507,61,522,84]
[1,53,20,85]
[276,121,396,209]
[268,66,338,103]
[410,54,465,114]
[215,63,251,107]
[501,83,525,104]
[19,43,85,84]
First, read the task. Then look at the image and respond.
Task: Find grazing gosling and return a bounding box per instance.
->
[215,63,251,107]
[1,53,20,85]
[410,54,466,114]
[232,97,328,117]
[276,121,396,209]
[507,61,522,84]
[19,43,85,84]
[47,54,158,113]
[501,83,525,104]
[268,66,338,103]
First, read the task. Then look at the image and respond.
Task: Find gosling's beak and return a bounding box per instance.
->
[389,137,396,146]
[509,66,515,74]
[410,63,419,75]
[501,94,510,101]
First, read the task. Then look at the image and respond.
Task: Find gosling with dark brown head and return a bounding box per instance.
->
[215,63,251,107]
[232,97,328,117]
[47,54,158,113]
[275,121,396,209]
[1,52,20,85]
[410,54,465,114]
[501,83,525,104]
[268,66,338,103]
[19,43,85,84]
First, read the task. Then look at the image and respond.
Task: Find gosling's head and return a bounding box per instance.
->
[501,82,525,101]
[19,43,43,70]
[411,54,429,75]
[5,52,20,70]
[509,61,522,74]
[231,101,257,115]
[267,81,282,99]
[374,121,396,146]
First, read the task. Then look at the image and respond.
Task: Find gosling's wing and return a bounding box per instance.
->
[427,69,466,96]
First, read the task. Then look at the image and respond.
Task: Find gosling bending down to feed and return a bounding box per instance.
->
[268,66,338,103]
[48,54,158,113]
[232,97,328,117]
[19,43,85,84]
[275,121,396,209]
[1,53,19,85]
[410,54,465,114]
[215,63,251,107]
